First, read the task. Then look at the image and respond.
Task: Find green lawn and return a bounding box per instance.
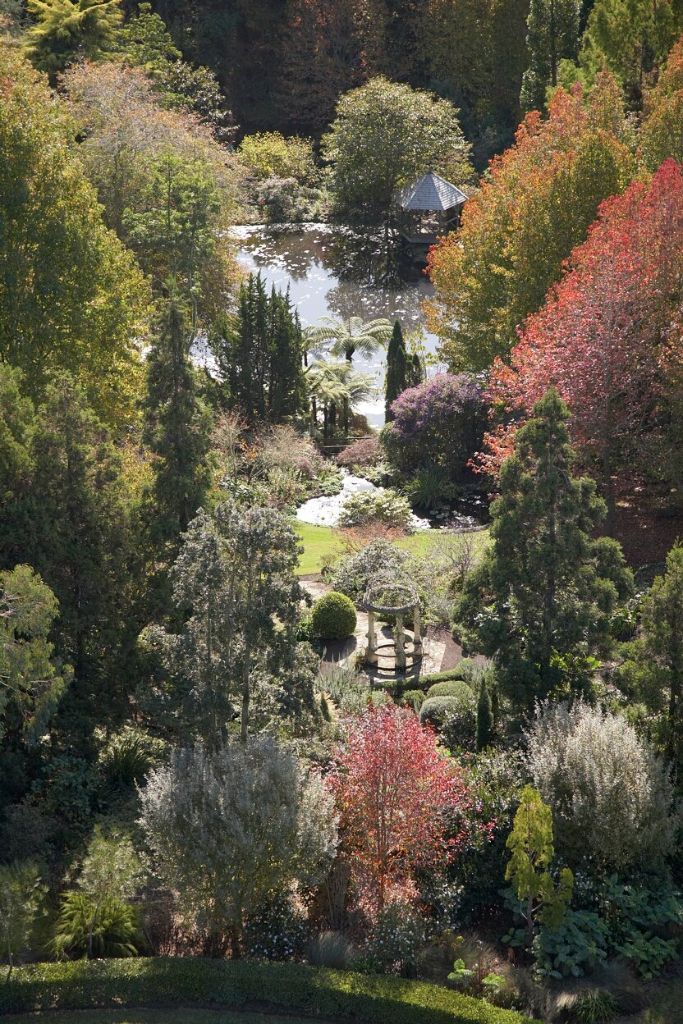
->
[296,522,489,576]
[2,1012,320,1024]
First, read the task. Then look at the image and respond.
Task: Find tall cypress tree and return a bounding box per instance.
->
[456,389,633,710]
[213,273,305,424]
[143,290,212,554]
[384,320,408,421]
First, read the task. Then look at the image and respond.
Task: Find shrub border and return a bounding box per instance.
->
[0,958,539,1024]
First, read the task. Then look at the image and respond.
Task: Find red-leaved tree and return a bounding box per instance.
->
[484,159,683,522]
[329,704,472,915]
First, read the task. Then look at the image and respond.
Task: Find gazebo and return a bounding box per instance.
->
[396,170,468,251]
[364,578,422,675]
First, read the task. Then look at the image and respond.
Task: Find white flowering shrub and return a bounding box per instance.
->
[527,702,677,872]
[353,902,426,976]
[139,738,338,951]
[244,893,310,960]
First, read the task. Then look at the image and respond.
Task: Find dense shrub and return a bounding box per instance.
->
[402,688,426,712]
[527,702,677,872]
[339,489,414,531]
[420,695,469,728]
[244,893,309,961]
[328,540,409,605]
[383,374,486,479]
[337,436,381,467]
[311,592,357,640]
[353,902,426,976]
[0,958,539,1023]
[427,680,475,700]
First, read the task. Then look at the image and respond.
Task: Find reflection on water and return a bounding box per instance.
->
[233,223,444,427]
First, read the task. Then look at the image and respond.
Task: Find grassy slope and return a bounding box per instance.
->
[296,523,489,576]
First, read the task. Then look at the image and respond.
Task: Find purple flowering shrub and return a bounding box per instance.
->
[382,373,486,478]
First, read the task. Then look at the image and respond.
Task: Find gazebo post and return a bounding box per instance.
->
[366,609,378,667]
[395,613,406,671]
[413,603,422,652]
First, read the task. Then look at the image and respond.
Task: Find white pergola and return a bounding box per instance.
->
[364,579,422,673]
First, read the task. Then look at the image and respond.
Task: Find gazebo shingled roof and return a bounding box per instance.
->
[398,170,467,213]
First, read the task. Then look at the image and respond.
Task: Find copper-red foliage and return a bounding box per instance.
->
[329,704,473,915]
[483,159,683,497]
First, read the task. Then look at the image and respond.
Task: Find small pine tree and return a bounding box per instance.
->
[384,320,408,421]
[476,678,494,750]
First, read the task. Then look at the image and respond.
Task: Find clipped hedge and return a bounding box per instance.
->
[427,680,475,700]
[0,959,538,1024]
[311,591,357,640]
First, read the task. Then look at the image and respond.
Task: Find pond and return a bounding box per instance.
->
[233,223,445,427]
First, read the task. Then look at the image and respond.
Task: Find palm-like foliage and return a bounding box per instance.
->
[306,360,375,437]
[305,316,392,364]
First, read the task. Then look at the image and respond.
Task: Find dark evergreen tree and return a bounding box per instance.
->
[6,376,136,737]
[476,678,494,751]
[213,273,305,424]
[143,291,212,553]
[384,320,408,422]
[456,390,633,711]
[520,0,581,111]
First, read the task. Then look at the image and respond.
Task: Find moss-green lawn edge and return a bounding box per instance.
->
[0,959,539,1024]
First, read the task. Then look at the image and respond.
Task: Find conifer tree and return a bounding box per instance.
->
[407,351,425,388]
[384,320,408,422]
[143,291,212,554]
[520,0,581,111]
[213,273,305,425]
[456,390,633,710]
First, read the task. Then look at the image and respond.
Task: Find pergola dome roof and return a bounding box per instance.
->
[398,171,467,212]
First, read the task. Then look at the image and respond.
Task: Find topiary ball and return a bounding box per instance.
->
[311,591,357,640]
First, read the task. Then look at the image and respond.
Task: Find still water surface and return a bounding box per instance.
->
[234,223,444,426]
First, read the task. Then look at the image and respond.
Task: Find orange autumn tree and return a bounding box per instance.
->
[329,704,474,915]
[426,76,635,371]
[640,34,683,170]
[484,159,683,523]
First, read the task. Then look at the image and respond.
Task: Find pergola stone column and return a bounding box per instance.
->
[413,603,422,650]
[366,609,378,666]
[395,613,406,670]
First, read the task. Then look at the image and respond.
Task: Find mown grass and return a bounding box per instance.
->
[296,523,489,576]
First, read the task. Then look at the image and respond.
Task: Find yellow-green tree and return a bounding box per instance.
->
[0,48,150,427]
[505,785,573,946]
[25,0,122,79]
